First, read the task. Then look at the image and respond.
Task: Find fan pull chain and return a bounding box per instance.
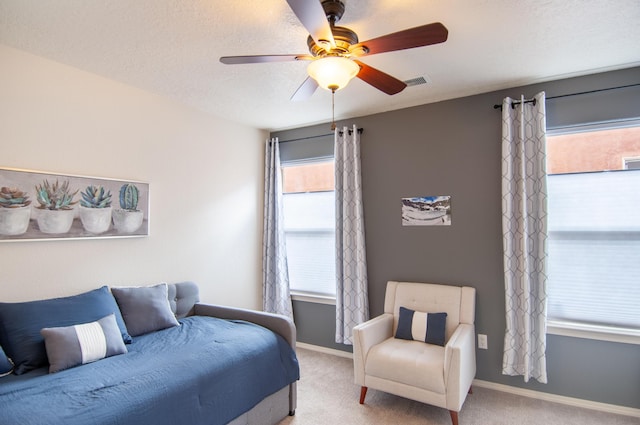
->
[331,87,337,131]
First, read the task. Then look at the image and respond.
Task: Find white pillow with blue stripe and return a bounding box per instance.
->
[395,307,448,346]
[40,314,127,373]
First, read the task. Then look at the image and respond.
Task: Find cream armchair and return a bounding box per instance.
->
[353,281,476,425]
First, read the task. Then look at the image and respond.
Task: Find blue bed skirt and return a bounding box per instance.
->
[0,316,299,425]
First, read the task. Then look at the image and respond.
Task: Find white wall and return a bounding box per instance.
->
[0,44,266,309]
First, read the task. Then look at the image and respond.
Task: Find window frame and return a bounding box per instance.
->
[546,119,640,345]
[623,156,640,169]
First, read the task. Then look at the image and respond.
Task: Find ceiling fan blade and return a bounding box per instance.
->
[220,54,314,65]
[285,0,335,47]
[354,60,407,95]
[290,76,319,102]
[352,22,448,56]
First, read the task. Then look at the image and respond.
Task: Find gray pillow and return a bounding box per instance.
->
[41,314,128,373]
[110,283,180,337]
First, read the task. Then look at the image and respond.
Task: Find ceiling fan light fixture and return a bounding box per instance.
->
[307,56,360,91]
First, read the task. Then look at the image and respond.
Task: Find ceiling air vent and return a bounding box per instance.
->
[403,76,428,87]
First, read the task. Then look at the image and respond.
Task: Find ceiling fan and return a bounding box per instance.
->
[220,0,448,101]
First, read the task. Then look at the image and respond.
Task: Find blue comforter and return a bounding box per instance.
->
[0,316,299,425]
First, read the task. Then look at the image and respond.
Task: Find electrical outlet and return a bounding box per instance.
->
[478,334,488,350]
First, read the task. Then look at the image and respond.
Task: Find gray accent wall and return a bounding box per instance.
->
[273,67,640,409]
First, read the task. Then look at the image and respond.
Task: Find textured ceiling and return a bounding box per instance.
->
[1,0,639,131]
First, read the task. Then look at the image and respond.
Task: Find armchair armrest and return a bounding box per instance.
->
[352,313,394,385]
[193,303,296,349]
[444,323,476,411]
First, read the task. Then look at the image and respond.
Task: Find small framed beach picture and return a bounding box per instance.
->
[402,196,451,226]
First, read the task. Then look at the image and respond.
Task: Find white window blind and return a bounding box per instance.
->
[547,169,640,329]
[282,191,336,296]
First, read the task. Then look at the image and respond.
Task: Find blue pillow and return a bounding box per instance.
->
[0,286,132,375]
[395,306,447,346]
[0,345,14,377]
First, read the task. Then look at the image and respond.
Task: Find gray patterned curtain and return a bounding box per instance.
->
[262,138,293,319]
[501,92,548,383]
[335,125,369,344]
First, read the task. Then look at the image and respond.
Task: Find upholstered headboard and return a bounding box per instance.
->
[167,281,200,319]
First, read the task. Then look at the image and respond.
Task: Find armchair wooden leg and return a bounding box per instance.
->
[449,410,459,425]
[359,386,368,404]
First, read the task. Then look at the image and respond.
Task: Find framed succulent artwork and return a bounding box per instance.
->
[0,167,149,241]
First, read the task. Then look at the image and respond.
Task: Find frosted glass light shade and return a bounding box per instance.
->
[307,57,360,91]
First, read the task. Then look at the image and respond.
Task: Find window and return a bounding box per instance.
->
[546,125,640,338]
[281,160,336,298]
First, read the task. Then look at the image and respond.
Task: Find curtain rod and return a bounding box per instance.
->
[492,82,640,110]
[277,127,363,143]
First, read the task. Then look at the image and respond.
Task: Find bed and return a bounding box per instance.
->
[0,282,299,425]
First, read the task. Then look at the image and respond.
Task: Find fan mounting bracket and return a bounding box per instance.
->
[321,0,346,25]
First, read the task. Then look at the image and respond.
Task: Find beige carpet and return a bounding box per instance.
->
[278,347,638,425]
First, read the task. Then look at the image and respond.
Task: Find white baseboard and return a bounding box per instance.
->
[296,342,640,418]
[472,379,640,418]
[296,342,353,359]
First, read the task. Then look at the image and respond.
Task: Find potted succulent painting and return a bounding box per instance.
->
[0,187,32,235]
[34,179,78,234]
[112,183,143,233]
[79,185,112,234]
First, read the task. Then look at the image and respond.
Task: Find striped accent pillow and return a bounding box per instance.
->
[41,314,127,373]
[395,307,448,346]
